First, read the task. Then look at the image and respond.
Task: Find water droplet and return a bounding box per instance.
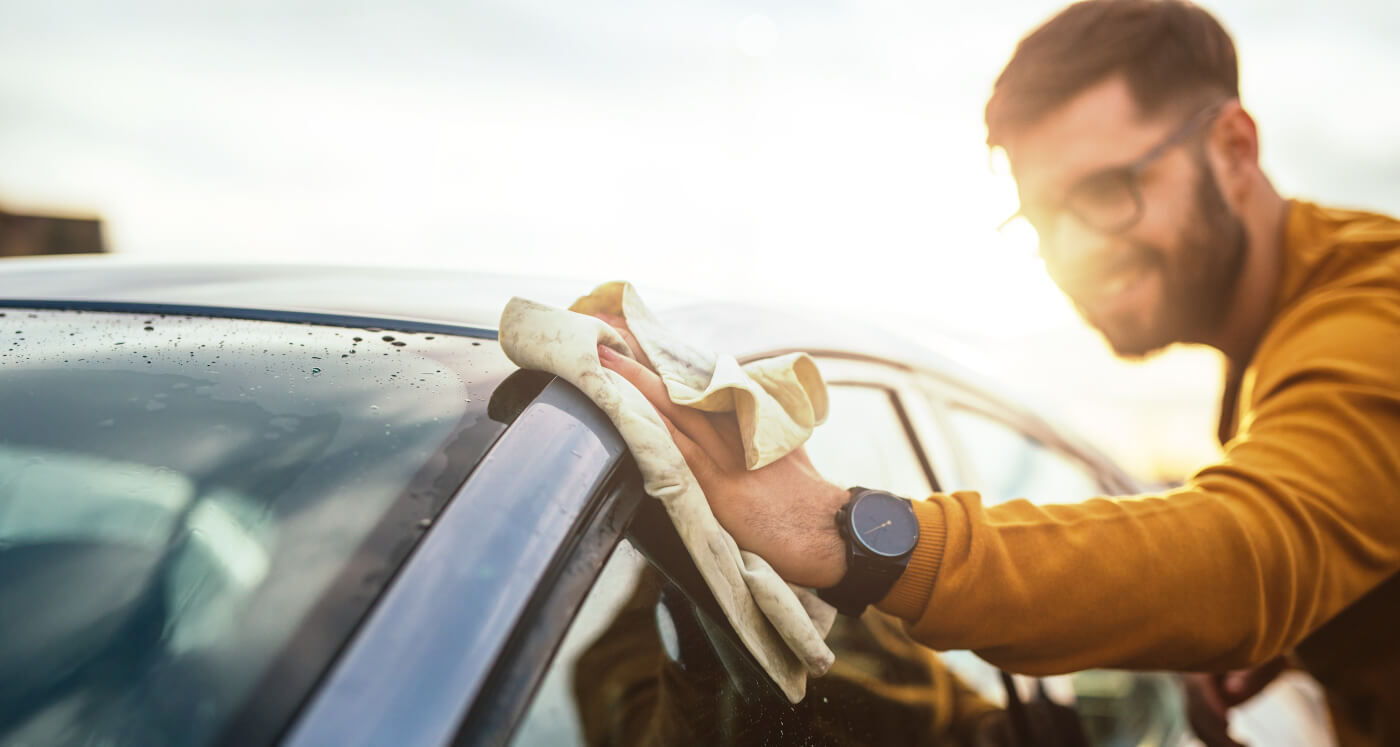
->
[311,367,322,374]
[382,335,395,342]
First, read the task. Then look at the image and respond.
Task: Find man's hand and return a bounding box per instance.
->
[596,342,850,588]
[1182,656,1288,747]
[592,313,654,370]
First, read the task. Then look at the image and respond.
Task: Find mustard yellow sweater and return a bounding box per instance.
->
[878,201,1400,745]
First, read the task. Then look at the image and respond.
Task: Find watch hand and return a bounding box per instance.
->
[862,519,892,537]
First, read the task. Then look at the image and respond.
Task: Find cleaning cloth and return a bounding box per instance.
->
[498,281,838,703]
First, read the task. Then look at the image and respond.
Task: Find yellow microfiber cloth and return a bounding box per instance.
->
[499,281,837,703]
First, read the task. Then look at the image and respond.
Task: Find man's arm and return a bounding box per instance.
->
[600,290,1400,674]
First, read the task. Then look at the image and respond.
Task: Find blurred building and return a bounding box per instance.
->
[0,206,106,257]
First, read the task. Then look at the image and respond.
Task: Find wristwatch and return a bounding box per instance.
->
[817,487,920,617]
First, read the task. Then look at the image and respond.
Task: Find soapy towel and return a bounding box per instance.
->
[498,281,837,703]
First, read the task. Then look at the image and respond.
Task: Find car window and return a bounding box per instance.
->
[935,406,1194,744]
[803,384,934,500]
[508,497,999,746]
[943,406,1105,505]
[0,308,510,747]
[507,538,648,746]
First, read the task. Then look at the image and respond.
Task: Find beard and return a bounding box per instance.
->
[1072,155,1248,358]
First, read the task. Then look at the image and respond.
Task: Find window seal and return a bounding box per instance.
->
[0,299,497,340]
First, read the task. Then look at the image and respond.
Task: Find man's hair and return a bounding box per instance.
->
[985,0,1239,147]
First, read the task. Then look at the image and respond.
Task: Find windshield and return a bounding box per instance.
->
[0,308,511,746]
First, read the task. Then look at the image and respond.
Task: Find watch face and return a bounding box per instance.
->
[848,491,918,558]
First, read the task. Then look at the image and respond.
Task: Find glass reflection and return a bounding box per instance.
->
[0,309,502,746]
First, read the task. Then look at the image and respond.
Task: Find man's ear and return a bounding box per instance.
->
[1208,100,1260,207]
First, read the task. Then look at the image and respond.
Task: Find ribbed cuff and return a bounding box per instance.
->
[876,497,947,621]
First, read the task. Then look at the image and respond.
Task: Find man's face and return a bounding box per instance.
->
[1004,76,1247,358]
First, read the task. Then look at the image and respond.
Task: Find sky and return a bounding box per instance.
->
[3,0,1397,480]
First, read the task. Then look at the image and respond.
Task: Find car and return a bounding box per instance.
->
[0,257,1218,746]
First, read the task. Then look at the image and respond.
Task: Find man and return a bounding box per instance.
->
[597,0,1400,744]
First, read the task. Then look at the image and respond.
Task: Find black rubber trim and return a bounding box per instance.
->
[0,299,497,339]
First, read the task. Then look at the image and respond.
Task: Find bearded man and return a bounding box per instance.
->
[597,1,1400,743]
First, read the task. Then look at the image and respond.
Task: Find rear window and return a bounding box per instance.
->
[0,308,511,746]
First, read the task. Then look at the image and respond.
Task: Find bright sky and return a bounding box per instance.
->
[3,0,1397,480]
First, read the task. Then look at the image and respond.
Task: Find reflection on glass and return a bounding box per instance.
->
[0,309,495,745]
[804,385,933,500]
[943,408,1103,505]
[510,538,1017,746]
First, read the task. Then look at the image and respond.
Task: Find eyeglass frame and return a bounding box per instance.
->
[999,100,1228,237]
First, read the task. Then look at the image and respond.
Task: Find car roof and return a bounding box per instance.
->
[0,255,980,373]
[0,256,571,329]
[0,254,1133,488]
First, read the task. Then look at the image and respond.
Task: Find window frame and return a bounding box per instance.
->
[493,483,861,746]
[279,375,634,747]
[459,458,811,745]
[758,353,949,494]
[453,463,645,745]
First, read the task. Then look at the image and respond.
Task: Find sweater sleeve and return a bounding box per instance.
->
[875,288,1400,675]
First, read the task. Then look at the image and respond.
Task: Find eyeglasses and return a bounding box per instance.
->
[1001,102,1226,238]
